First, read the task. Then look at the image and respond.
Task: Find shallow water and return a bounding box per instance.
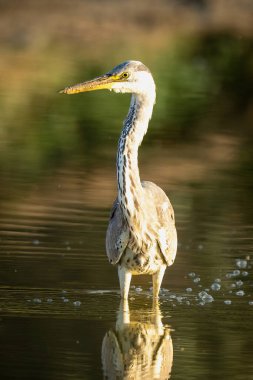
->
[1,136,253,379]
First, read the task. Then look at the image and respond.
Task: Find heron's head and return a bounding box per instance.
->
[59,60,156,100]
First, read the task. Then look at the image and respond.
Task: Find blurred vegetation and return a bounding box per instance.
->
[1,33,253,171]
[0,0,253,201]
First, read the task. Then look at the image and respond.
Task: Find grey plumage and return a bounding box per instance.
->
[60,60,177,299]
[106,181,177,267]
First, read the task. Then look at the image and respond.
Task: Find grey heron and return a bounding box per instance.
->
[60,60,177,299]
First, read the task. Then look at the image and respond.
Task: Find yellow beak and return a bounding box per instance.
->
[59,74,115,94]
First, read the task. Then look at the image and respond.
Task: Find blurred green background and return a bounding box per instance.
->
[1,0,253,190]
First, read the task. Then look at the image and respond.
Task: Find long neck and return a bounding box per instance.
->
[117,92,155,226]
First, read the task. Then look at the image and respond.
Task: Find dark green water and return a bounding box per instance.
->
[1,33,253,380]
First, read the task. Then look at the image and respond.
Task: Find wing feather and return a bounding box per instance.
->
[142,181,177,266]
[106,199,129,265]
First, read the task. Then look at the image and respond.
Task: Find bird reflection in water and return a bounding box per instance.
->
[102,300,173,379]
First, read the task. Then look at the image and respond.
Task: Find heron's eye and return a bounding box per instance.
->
[120,72,129,79]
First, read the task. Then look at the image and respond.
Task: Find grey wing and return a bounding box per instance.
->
[142,181,177,267]
[106,199,129,265]
[157,205,177,267]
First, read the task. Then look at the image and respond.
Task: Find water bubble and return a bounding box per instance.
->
[63,298,69,303]
[214,278,221,283]
[186,300,191,306]
[32,239,40,245]
[230,283,236,289]
[211,283,221,291]
[236,290,245,296]
[235,280,243,287]
[198,291,214,303]
[47,298,53,303]
[135,287,143,292]
[62,290,67,294]
[73,301,81,306]
[242,271,248,277]
[188,272,196,278]
[236,259,247,269]
[186,288,192,293]
[249,301,253,306]
[226,270,240,279]
[224,300,232,305]
[193,277,201,283]
[33,298,42,303]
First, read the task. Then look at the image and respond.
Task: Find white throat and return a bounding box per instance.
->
[116,86,156,228]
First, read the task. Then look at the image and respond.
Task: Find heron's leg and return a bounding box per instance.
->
[152,264,166,299]
[118,266,132,300]
[117,299,130,330]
